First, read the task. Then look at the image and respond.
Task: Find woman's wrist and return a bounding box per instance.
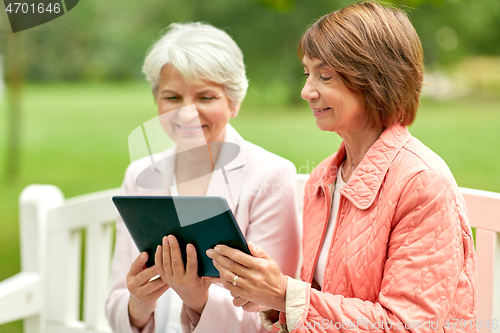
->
[185,291,208,316]
[128,297,154,329]
[188,302,206,316]
[276,274,288,312]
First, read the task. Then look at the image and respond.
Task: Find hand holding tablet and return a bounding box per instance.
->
[112,196,251,277]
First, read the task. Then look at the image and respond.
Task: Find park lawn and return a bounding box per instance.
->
[1,83,499,333]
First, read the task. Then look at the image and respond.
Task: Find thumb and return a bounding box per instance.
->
[130,252,149,275]
[247,242,272,260]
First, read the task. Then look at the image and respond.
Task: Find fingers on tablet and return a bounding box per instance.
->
[186,243,198,276]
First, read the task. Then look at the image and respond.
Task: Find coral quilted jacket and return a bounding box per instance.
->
[297,124,477,332]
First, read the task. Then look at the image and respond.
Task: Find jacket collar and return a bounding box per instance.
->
[317,124,412,210]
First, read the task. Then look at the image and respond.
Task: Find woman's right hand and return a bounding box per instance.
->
[206,241,288,313]
[154,235,214,315]
[127,252,170,329]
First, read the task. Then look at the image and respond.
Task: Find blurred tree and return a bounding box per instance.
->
[411,0,500,66]
[254,0,448,8]
[0,0,497,105]
[254,0,294,11]
[4,32,24,182]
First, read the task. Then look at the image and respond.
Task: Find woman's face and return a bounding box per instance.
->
[301,56,369,137]
[156,63,239,148]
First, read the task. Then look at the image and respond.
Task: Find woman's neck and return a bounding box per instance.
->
[175,127,226,180]
[176,143,222,178]
[339,126,383,182]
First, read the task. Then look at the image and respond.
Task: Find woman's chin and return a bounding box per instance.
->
[174,135,208,150]
[316,122,334,132]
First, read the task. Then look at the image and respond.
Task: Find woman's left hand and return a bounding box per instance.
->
[154,235,213,315]
[206,241,287,312]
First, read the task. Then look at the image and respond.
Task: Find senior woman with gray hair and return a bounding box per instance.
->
[105,22,300,333]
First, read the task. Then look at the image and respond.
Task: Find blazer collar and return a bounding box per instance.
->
[318,124,412,210]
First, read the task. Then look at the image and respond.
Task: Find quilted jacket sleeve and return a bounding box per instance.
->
[289,170,469,332]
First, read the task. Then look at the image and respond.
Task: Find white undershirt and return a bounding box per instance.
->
[313,163,346,288]
[170,174,179,196]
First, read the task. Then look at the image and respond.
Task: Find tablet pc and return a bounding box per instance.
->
[112,196,250,277]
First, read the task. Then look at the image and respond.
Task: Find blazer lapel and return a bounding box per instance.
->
[205,125,247,214]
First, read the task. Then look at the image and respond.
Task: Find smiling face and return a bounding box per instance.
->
[301,56,372,137]
[156,63,239,149]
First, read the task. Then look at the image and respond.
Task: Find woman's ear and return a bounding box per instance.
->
[230,103,241,118]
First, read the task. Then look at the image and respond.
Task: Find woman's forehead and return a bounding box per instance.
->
[302,56,329,69]
[158,78,224,95]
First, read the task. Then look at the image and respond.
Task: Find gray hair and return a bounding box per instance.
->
[142,22,248,107]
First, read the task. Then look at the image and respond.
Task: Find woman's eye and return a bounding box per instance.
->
[200,96,215,101]
[303,73,310,78]
[165,96,179,100]
[320,76,332,82]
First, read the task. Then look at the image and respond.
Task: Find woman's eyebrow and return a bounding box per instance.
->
[196,89,218,95]
[159,89,178,95]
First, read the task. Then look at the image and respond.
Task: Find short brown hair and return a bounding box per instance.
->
[298,1,424,128]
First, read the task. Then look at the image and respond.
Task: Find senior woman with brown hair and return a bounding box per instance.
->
[207,2,478,332]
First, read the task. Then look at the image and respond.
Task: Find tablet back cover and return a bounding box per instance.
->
[112,196,250,277]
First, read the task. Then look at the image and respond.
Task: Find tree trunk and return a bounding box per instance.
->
[5,32,24,183]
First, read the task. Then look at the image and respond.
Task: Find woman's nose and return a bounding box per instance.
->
[177,104,199,123]
[301,80,319,101]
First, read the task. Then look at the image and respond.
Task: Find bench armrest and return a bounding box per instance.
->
[0,272,41,325]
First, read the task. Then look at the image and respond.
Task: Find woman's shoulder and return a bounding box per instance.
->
[390,136,458,188]
[226,125,294,172]
[240,139,296,174]
[125,150,172,177]
[121,148,175,194]
[401,137,452,173]
[126,148,174,172]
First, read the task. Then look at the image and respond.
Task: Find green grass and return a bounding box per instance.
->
[1,83,500,332]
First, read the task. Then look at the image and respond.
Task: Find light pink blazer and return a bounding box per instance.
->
[106,124,301,333]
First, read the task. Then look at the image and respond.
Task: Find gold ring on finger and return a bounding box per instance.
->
[232,274,239,286]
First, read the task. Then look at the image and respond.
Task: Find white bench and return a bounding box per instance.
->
[0,175,498,333]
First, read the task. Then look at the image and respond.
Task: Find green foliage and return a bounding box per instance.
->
[253,0,294,11]
[411,0,500,66]
[0,0,499,102]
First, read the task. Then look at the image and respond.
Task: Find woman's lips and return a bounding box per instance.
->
[313,107,331,117]
[174,123,205,134]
